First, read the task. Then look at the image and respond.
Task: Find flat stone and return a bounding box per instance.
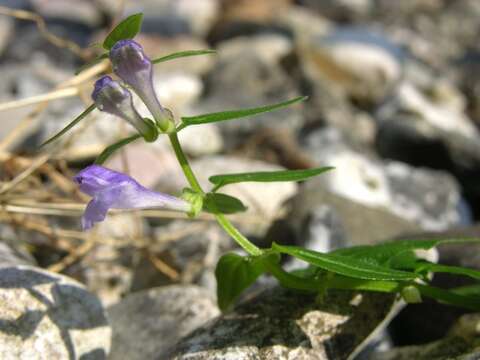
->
[0,265,110,359]
[108,285,220,360]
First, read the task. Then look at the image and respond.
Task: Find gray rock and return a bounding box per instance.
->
[304,128,465,231]
[0,265,110,359]
[198,47,302,147]
[30,0,103,27]
[108,285,220,360]
[289,183,419,247]
[0,16,13,57]
[302,28,404,104]
[120,0,219,37]
[168,287,402,359]
[300,0,373,21]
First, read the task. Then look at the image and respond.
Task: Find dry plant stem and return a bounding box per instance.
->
[0,6,89,59]
[147,252,179,280]
[168,132,263,256]
[0,87,79,112]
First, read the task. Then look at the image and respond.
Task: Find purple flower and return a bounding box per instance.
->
[92,75,156,140]
[109,40,173,132]
[74,165,191,230]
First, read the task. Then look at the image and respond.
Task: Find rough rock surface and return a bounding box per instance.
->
[0,265,110,359]
[168,287,401,359]
[108,285,220,360]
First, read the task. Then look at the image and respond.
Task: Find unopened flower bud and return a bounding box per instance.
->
[109,39,173,132]
[92,75,157,141]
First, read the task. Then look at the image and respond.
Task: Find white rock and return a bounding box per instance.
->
[393,82,478,139]
[218,34,293,65]
[304,29,402,102]
[0,265,110,359]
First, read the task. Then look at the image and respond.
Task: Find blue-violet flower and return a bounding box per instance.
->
[109,39,173,132]
[74,165,191,230]
[92,75,156,140]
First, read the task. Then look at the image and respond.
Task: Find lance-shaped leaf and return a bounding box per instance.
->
[178,96,307,131]
[416,284,480,311]
[272,243,418,281]
[75,53,109,75]
[209,166,334,191]
[152,49,216,64]
[215,252,279,311]
[332,238,480,267]
[103,13,143,50]
[412,262,480,281]
[94,134,142,165]
[40,104,96,147]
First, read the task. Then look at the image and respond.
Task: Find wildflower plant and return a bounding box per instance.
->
[43,14,480,311]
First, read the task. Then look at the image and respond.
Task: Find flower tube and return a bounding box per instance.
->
[92,75,157,141]
[74,165,191,230]
[109,39,173,132]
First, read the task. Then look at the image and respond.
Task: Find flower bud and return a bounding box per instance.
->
[109,40,173,132]
[92,75,157,141]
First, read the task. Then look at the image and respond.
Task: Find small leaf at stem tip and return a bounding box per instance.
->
[94,134,142,165]
[179,96,308,129]
[271,243,419,281]
[75,53,109,75]
[203,193,247,214]
[40,104,96,148]
[103,13,143,50]
[215,252,279,311]
[209,166,334,191]
[151,49,216,64]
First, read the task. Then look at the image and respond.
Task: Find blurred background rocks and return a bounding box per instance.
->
[0,0,480,359]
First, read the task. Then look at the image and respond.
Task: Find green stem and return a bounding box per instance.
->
[168,132,263,256]
[168,133,203,194]
[215,213,263,256]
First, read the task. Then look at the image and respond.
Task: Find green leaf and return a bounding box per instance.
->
[152,49,216,64]
[417,284,480,311]
[215,252,279,311]
[40,104,96,147]
[103,13,143,50]
[178,96,307,130]
[75,53,109,75]
[203,193,247,214]
[209,167,334,191]
[94,134,142,165]
[451,283,480,298]
[332,238,480,267]
[272,243,418,281]
[413,262,480,280]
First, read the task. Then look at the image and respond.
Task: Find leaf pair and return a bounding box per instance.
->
[216,238,480,312]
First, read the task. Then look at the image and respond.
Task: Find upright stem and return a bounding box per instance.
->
[168,133,203,194]
[168,132,263,256]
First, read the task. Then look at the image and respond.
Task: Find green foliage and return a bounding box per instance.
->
[103,13,143,50]
[40,104,96,147]
[271,243,418,281]
[94,134,142,165]
[209,167,334,191]
[152,49,216,64]
[178,96,307,130]
[215,252,279,311]
[203,193,247,214]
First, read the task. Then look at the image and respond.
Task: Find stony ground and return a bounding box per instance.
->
[0,0,479,359]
